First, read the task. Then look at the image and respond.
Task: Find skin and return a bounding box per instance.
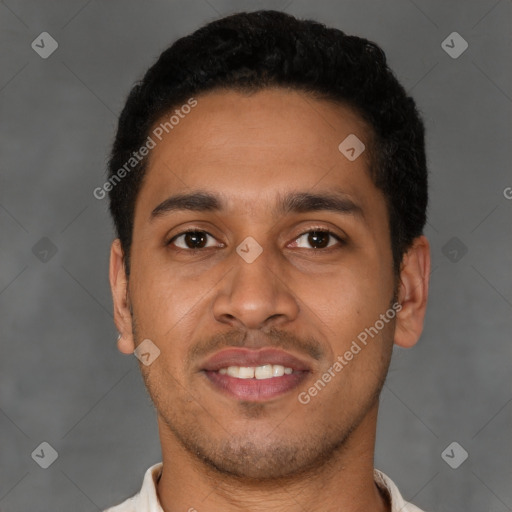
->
[109,88,430,512]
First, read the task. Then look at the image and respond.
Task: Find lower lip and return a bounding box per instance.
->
[203,370,309,401]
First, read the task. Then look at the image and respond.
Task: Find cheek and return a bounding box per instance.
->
[130,260,197,331]
[127,285,193,384]
[298,265,390,343]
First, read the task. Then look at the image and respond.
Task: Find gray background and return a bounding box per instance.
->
[0,0,511,510]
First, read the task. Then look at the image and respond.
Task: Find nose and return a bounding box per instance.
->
[212,244,300,331]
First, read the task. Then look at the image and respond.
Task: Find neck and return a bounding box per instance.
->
[156,404,390,512]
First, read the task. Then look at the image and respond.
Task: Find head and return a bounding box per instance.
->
[108,10,430,481]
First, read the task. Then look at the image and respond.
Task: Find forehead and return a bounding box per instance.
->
[135,88,380,221]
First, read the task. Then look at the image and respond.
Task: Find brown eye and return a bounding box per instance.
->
[292,230,344,250]
[307,231,330,249]
[168,230,217,250]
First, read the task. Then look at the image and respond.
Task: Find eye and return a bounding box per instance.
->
[167,230,221,251]
[290,229,344,250]
[166,228,344,252]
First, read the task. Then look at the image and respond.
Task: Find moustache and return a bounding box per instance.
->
[186,327,323,367]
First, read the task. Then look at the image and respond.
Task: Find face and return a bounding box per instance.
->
[115,88,402,479]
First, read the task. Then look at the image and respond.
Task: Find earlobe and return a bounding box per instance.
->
[394,235,431,349]
[109,239,136,354]
[117,333,135,354]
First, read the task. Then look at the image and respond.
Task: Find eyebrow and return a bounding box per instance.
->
[150,190,365,222]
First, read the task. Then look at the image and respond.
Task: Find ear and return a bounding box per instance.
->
[394,235,431,348]
[109,239,135,354]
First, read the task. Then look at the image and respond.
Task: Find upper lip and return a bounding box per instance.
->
[201,348,313,372]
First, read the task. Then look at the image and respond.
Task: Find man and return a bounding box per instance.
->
[105,9,430,512]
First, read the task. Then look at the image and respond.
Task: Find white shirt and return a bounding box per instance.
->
[104,462,427,512]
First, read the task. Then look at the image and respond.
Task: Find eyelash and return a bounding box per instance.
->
[166,227,345,253]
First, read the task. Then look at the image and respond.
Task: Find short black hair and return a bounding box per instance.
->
[107,10,428,277]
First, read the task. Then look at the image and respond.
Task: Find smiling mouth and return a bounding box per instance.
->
[200,348,312,402]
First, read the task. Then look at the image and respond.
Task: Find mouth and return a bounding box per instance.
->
[200,348,312,402]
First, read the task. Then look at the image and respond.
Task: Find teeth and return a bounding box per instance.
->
[227,366,239,378]
[218,364,294,380]
[255,364,273,379]
[273,365,285,377]
[238,367,255,379]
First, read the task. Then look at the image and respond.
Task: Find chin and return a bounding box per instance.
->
[166,415,353,482]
